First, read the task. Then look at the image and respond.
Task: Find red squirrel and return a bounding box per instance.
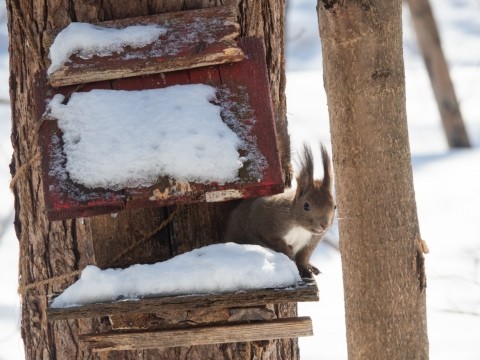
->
[225,144,336,277]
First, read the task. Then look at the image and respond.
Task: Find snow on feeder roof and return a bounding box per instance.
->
[46,84,245,190]
[43,6,245,87]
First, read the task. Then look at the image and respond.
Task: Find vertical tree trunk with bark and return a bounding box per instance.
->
[7,0,294,359]
[406,0,470,148]
[317,1,429,359]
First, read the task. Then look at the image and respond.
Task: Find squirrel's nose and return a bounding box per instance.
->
[318,219,332,230]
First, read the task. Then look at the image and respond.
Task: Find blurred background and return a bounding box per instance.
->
[1,1,479,359]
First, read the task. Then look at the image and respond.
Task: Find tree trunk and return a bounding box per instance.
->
[406,0,470,148]
[317,1,429,359]
[7,0,295,359]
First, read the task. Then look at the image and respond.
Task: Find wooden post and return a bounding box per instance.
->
[317,0,429,358]
[406,0,471,148]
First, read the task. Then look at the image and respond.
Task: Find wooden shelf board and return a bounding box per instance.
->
[44,6,244,87]
[80,317,313,351]
[47,277,319,321]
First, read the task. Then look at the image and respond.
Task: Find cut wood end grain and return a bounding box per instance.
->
[224,47,244,56]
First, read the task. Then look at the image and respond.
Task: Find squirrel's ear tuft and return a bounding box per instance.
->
[320,144,332,191]
[296,144,314,198]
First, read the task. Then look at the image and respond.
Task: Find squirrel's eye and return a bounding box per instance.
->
[334,205,337,210]
[304,202,311,211]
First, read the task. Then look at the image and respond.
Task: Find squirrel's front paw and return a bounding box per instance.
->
[298,264,321,278]
[308,264,321,275]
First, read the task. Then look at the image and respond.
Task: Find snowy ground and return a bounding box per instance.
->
[1,0,480,359]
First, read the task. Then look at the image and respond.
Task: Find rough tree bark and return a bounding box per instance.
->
[317,1,429,359]
[7,0,294,359]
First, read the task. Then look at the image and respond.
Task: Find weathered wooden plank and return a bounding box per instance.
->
[109,306,276,330]
[109,307,232,331]
[38,37,284,221]
[80,317,313,351]
[188,65,222,87]
[219,37,282,199]
[47,278,318,321]
[45,6,244,87]
[111,69,191,91]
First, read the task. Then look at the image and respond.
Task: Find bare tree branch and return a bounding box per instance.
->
[440,309,480,317]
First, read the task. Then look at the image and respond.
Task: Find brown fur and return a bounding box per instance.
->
[225,144,336,277]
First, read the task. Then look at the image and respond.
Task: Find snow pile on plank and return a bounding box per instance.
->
[46,84,244,189]
[48,22,166,74]
[50,243,302,308]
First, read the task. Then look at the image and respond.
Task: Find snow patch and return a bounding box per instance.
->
[50,243,302,308]
[46,84,244,189]
[48,22,166,74]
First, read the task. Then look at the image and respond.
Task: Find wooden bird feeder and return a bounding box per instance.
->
[36,5,284,221]
[40,5,318,352]
[47,278,319,352]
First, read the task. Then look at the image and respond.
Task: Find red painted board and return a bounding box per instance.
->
[37,37,284,221]
[34,76,126,220]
